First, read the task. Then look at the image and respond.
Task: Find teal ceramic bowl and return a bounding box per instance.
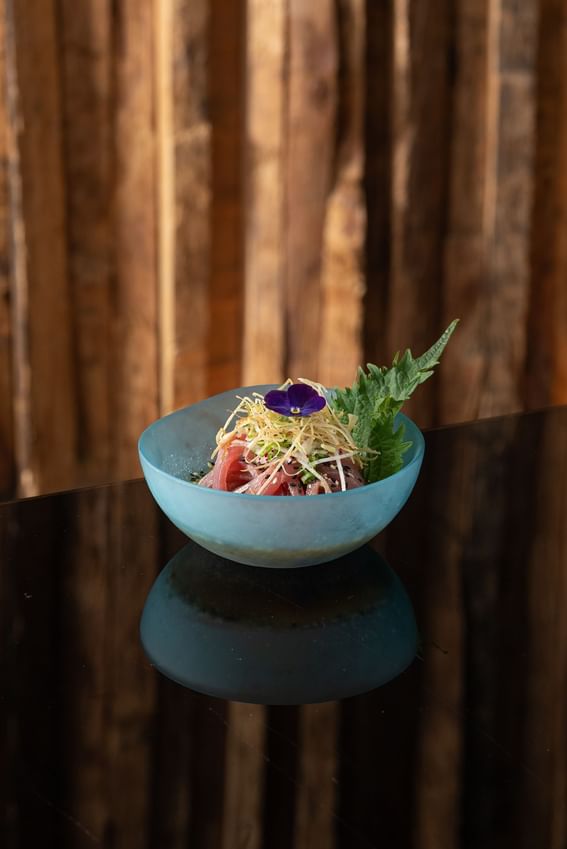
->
[138,385,425,568]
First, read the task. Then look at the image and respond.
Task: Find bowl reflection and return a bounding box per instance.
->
[140,540,418,704]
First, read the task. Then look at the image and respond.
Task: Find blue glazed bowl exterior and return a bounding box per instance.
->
[138,385,425,568]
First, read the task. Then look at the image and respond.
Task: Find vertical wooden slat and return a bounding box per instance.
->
[442,0,538,424]
[527,0,567,410]
[363,0,392,371]
[160,0,212,411]
[221,703,266,849]
[318,0,366,388]
[242,0,286,385]
[389,0,452,426]
[111,0,159,479]
[440,0,492,424]
[0,7,14,498]
[285,0,337,380]
[4,3,32,501]
[6,0,77,496]
[478,0,538,419]
[208,0,245,395]
[155,0,174,415]
[172,0,210,409]
[294,703,338,849]
[59,0,113,485]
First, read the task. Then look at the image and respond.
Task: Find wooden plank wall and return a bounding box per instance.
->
[5,0,77,496]
[0,0,564,498]
[0,3,13,496]
[527,0,567,410]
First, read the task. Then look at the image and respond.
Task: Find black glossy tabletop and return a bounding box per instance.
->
[2,407,567,849]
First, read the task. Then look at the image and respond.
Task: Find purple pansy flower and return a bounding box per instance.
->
[264,384,326,417]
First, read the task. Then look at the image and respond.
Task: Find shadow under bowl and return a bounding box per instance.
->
[138,385,425,568]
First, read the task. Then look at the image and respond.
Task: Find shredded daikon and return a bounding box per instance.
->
[209,378,374,495]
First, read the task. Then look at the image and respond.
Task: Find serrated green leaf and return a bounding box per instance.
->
[415,318,459,371]
[365,418,412,482]
[332,320,458,482]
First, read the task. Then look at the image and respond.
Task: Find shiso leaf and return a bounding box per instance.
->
[331,320,458,482]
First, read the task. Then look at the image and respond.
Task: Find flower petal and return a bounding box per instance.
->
[264,389,291,415]
[287,383,318,409]
[301,394,327,415]
[265,383,326,417]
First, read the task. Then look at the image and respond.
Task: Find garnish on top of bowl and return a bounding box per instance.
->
[198,320,458,496]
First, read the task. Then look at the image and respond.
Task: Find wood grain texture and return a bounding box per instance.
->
[59,0,113,485]
[527,0,567,410]
[167,0,212,410]
[221,703,266,849]
[3,1,31,503]
[441,0,537,424]
[363,0,392,371]
[0,7,13,498]
[155,0,174,415]
[110,0,159,479]
[0,0,565,497]
[285,0,337,380]
[242,0,286,386]
[208,0,245,395]
[318,0,365,388]
[440,0,492,424]
[389,0,452,427]
[479,0,538,419]
[7,0,77,496]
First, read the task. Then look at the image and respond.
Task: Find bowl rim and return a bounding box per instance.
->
[138,385,425,501]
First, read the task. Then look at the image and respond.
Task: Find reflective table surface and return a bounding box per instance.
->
[1,406,567,848]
